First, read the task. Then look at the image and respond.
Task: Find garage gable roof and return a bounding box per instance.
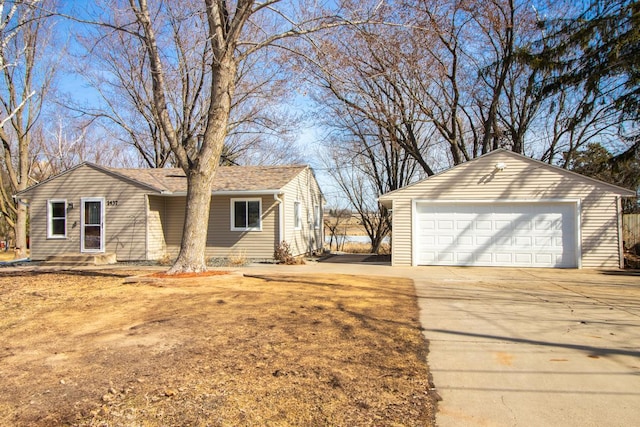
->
[379,149,636,205]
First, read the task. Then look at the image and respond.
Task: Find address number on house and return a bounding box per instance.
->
[107,200,118,206]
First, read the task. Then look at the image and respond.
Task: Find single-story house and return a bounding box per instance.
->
[379,149,635,269]
[16,163,325,261]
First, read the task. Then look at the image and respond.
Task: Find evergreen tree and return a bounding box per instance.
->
[536,1,640,119]
[568,142,640,192]
[532,1,640,171]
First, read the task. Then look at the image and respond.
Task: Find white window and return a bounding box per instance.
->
[47,199,67,238]
[294,201,302,230]
[314,204,321,229]
[231,198,262,231]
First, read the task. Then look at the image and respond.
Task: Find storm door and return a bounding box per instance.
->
[81,198,105,252]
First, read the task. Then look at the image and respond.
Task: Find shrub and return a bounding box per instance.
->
[228,250,249,266]
[157,253,173,266]
[274,241,293,264]
[274,241,303,265]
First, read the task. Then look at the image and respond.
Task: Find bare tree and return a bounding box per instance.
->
[320,100,423,253]
[400,0,476,165]
[311,0,615,171]
[69,1,207,168]
[305,12,441,175]
[29,113,134,181]
[326,156,391,254]
[69,0,302,169]
[0,0,56,258]
[537,87,622,166]
[323,206,350,252]
[89,0,358,273]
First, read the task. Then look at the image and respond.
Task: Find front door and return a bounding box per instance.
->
[81,198,104,253]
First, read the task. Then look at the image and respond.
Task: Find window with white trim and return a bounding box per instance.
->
[294,201,302,230]
[48,199,67,238]
[231,198,262,231]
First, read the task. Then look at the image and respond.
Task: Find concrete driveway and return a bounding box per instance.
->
[412,267,640,427]
[244,259,640,426]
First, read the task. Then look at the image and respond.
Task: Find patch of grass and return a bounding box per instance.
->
[334,241,391,255]
[0,250,29,262]
[0,270,435,426]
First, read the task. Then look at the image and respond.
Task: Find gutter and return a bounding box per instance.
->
[158,190,282,197]
[213,190,282,196]
[274,193,284,244]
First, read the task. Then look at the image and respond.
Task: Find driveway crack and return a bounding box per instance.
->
[501,395,517,426]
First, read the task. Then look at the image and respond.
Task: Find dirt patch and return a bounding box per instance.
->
[148,270,233,279]
[0,269,435,426]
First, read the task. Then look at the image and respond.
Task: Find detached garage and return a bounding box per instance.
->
[379,150,635,269]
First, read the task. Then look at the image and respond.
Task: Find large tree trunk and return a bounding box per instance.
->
[14,199,28,258]
[168,170,214,273]
[166,57,235,273]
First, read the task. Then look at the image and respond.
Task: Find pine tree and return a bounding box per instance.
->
[536,1,639,118]
[531,1,639,170]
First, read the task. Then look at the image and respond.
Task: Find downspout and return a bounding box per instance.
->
[145,195,149,261]
[274,193,284,244]
[617,196,625,269]
[11,195,30,207]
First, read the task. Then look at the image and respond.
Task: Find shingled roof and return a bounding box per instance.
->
[109,164,309,194]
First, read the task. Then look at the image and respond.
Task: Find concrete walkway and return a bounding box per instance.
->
[237,260,640,427]
[6,259,640,426]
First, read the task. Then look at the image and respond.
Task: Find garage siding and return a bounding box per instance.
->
[391,199,413,266]
[383,151,632,268]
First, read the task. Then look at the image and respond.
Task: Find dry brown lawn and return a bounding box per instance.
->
[0,251,25,262]
[0,269,436,426]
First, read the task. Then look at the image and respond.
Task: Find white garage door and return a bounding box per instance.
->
[415,202,578,268]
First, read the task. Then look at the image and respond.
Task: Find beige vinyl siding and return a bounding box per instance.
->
[382,151,632,268]
[390,199,413,266]
[147,195,167,259]
[281,168,324,256]
[164,195,279,259]
[164,197,185,253]
[23,165,151,261]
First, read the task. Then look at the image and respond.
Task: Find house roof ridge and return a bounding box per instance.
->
[107,163,310,194]
[103,166,172,192]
